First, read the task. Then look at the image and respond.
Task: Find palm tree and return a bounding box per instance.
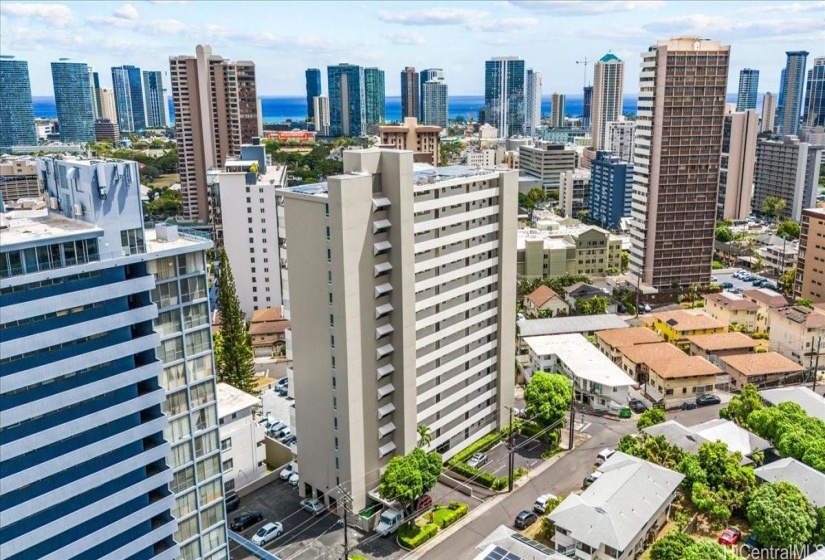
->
[417,424,433,448]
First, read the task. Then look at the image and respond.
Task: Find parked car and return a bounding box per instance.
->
[643,303,652,313]
[251,522,283,546]
[514,510,538,529]
[595,448,616,466]
[288,472,300,486]
[225,491,240,512]
[376,508,404,535]
[281,434,297,446]
[273,426,291,439]
[583,471,603,488]
[742,534,763,552]
[629,399,648,413]
[277,428,293,441]
[415,494,433,512]
[681,401,697,410]
[276,377,288,390]
[718,528,742,546]
[466,453,488,469]
[267,421,287,436]
[696,394,722,406]
[721,282,734,289]
[300,498,325,516]
[280,462,297,481]
[711,276,718,282]
[534,493,558,515]
[230,511,263,531]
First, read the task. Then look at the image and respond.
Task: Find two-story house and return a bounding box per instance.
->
[768,305,825,369]
[595,327,662,365]
[702,292,760,333]
[641,310,726,350]
[742,288,790,333]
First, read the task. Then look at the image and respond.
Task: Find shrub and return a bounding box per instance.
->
[447,460,496,488]
[398,522,438,549]
[437,502,468,529]
[450,433,501,464]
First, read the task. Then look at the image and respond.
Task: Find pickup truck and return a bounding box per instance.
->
[375,508,404,536]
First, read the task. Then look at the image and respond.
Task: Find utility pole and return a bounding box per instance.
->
[338,487,351,560]
[568,376,576,450]
[506,405,515,492]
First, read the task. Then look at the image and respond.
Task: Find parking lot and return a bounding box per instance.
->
[713,269,779,294]
[260,386,294,434]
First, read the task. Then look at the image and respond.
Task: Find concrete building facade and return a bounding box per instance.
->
[718,110,758,220]
[0,156,40,202]
[606,119,636,162]
[517,225,623,280]
[591,53,625,150]
[169,45,259,223]
[401,67,419,120]
[550,92,565,128]
[589,150,633,230]
[421,78,449,130]
[112,65,146,134]
[796,208,825,302]
[737,68,760,111]
[379,117,441,165]
[559,169,591,219]
[313,95,330,136]
[805,57,825,128]
[419,68,443,122]
[277,150,516,510]
[629,37,730,289]
[216,383,267,491]
[525,69,542,137]
[753,137,823,222]
[519,142,576,194]
[143,70,169,129]
[761,92,777,133]
[94,118,121,144]
[777,51,809,137]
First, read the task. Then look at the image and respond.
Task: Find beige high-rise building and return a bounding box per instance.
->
[606,119,636,162]
[795,208,825,302]
[313,95,330,136]
[559,168,591,218]
[591,53,625,150]
[0,155,39,201]
[550,92,565,128]
[277,149,516,510]
[378,117,441,165]
[718,110,758,220]
[98,88,117,122]
[519,142,576,193]
[630,37,730,289]
[169,44,259,223]
[761,92,777,133]
[753,137,823,222]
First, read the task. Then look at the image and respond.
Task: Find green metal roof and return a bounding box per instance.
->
[600,53,621,62]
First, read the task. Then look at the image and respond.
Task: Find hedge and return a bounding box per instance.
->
[450,432,502,464]
[433,501,469,529]
[448,460,496,487]
[398,521,438,549]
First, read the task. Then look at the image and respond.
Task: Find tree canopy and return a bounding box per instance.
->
[378,448,442,514]
[762,196,787,224]
[576,295,609,315]
[636,407,666,431]
[216,249,257,394]
[524,372,572,432]
[649,532,695,560]
[720,383,763,426]
[617,433,683,470]
[777,219,801,240]
[747,482,818,549]
[746,401,825,473]
[714,226,733,243]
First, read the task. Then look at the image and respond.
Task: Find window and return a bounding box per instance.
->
[223,458,234,471]
[224,479,236,491]
[193,405,217,432]
[165,415,191,443]
[197,454,221,480]
[149,256,177,280]
[120,228,145,256]
[199,480,223,508]
[221,438,232,451]
[187,355,213,382]
[171,466,195,493]
[185,328,211,355]
[173,490,197,518]
[154,310,181,336]
[194,430,219,457]
[161,363,187,391]
[163,390,189,416]
[183,303,209,329]
[151,281,179,309]
[181,276,206,302]
[169,441,193,469]
[158,336,184,363]
[191,382,215,407]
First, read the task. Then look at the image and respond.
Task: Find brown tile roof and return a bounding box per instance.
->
[249,307,291,335]
[773,306,825,328]
[251,307,284,323]
[621,342,722,379]
[721,352,805,376]
[742,289,790,308]
[526,285,561,308]
[596,327,662,349]
[687,332,759,352]
[703,292,760,312]
[642,310,726,333]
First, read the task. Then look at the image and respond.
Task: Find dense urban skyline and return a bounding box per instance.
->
[1,1,822,97]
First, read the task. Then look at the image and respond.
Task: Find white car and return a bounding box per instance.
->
[534,493,558,514]
[288,472,300,486]
[280,462,296,481]
[251,522,283,546]
[300,498,325,516]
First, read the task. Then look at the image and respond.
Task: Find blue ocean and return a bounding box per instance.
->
[32,93,748,125]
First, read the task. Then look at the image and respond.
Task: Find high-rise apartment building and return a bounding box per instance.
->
[364,67,386,127]
[112,65,147,133]
[589,150,633,230]
[143,70,169,129]
[419,68,443,121]
[421,78,448,130]
[327,63,366,137]
[525,69,542,137]
[550,92,565,128]
[0,156,39,201]
[804,56,825,128]
[718,110,758,220]
[169,45,259,222]
[379,117,441,165]
[277,149,516,511]
[314,95,330,136]
[0,56,37,148]
[582,86,593,130]
[753,137,823,222]
[606,119,636,162]
[559,169,591,218]
[305,68,322,122]
[90,70,102,120]
[0,155,228,560]
[777,51,809,136]
[736,68,760,111]
[761,92,777,133]
[485,57,525,138]
[629,37,730,289]
[519,142,576,193]
[795,208,825,302]
[94,118,121,144]
[401,67,419,120]
[591,53,625,150]
[51,59,96,144]
[208,140,287,317]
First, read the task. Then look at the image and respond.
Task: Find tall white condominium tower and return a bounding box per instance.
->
[313,95,330,136]
[525,69,542,136]
[143,70,169,129]
[550,92,565,128]
[591,53,625,150]
[761,92,777,133]
[630,37,730,289]
[0,156,227,560]
[421,77,449,129]
[277,149,517,510]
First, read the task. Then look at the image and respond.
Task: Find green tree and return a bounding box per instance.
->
[378,448,442,517]
[216,249,257,394]
[720,383,763,425]
[778,267,797,296]
[621,250,629,273]
[524,372,572,434]
[576,295,609,315]
[794,298,814,309]
[714,226,733,243]
[813,507,825,545]
[777,219,801,240]
[748,482,818,549]
[618,433,683,469]
[417,424,433,448]
[649,531,695,560]
[637,407,666,431]
[539,495,564,539]
[212,331,225,374]
[762,196,787,225]
[681,540,730,560]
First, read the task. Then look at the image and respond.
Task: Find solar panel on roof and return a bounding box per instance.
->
[511,533,556,555]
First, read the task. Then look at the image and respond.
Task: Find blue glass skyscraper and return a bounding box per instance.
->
[327,64,365,137]
[484,57,525,138]
[804,57,825,128]
[364,67,385,126]
[589,150,633,230]
[142,70,168,129]
[419,68,443,121]
[736,68,759,111]
[0,56,37,147]
[112,65,146,133]
[777,51,809,136]
[305,68,322,120]
[51,59,96,143]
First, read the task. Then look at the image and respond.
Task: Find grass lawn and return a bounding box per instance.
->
[148,173,179,189]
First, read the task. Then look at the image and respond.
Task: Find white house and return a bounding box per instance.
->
[216,383,268,492]
[550,452,684,560]
[524,334,636,413]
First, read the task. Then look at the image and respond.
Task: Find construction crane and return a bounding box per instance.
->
[575,57,591,88]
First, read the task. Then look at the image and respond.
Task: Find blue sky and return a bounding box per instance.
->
[1,1,823,97]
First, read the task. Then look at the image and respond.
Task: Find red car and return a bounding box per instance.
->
[718,528,742,545]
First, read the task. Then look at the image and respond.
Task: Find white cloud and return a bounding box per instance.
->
[113,3,139,20]
[642,14,824,40]
[384,31,427,45]
[87,14,189,35]
[742,1,825,13]
[506,0,665,15]
[377,6,536,32]
[0,2,75,27]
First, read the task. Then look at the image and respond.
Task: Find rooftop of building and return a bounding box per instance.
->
[516,225,620,250]
[620,342,723,379]
[596,326,662,349]
[720,351,804,376]
[549,452,684,553]
[249,307,291,335]
[645,419,770,462]
[702,292,760,311]
[742,288,790,308]
[474,526,567,560]
[803,207,825,218]
[0,208,100,248]
[518,313,629,337]
[599,52,622,63]
[754,458,825,508]
[687,332,759,352]
[144,224,212,254]
[772,305,825,327]
[760,386,825,420]
[641,309,726,333]
[216,382,260,419]
[524,333,636,388]
[525,285,562,308]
